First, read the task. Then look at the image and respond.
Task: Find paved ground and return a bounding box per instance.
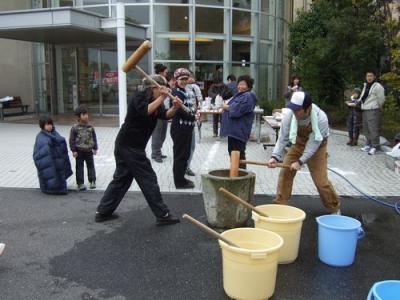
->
[0,188,399,300]
[0,121,399,196]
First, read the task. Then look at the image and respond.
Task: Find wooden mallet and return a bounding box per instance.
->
[229,150,290,177]
[122,40,157,84]
[182,214,240,248]
[219,187,269,217]
[122,40,190,113]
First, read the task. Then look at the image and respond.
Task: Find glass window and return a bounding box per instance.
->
[258,64,268,101]
[231,63,251,82]
[60,48,77,113]
[154,0,192,3]
[261,0,269,12]
[196,0,224,6]
[259,14,268,40]
[232,0,251,9]
[259,42,273,63]
[196,7,224,33]
[154,36,190,60]
[159,62,192,74]
[195,63,222,82]
[82,0,108,4]
[83,6,108,16]
[126,6,150,24]
[154,6,190,32]
[232,41,251,63]
[195,38,223,60]
[195,63,223,98]
[123,0,149,3]
[77,48,101,113]
[232,10,251,35]
[269,15,275,40]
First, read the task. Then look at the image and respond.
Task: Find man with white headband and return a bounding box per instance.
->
[267,91,341,214]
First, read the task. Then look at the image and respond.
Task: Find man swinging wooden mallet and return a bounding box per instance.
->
[266,91,341,215]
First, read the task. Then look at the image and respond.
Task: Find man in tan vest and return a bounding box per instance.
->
[267,91,341,214]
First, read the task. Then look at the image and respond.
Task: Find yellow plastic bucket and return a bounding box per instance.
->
[252,204,306,264]
[219,228,284,300]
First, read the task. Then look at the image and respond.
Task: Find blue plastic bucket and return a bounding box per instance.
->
[316,215,365,267]
[367,280,400,300]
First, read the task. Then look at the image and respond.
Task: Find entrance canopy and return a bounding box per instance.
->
[0,7,146,44]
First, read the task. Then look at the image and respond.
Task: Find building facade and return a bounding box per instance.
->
[0,0,293,116]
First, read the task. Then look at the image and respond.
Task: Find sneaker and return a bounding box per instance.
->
[95,212,119,223]
[331,209,341,215]
[175,180,195,189]
[368,147,377,155]
[78,184,86,191]
[89,181,96,189]
[153,157,163,163]
[185,168,195,176]
[0,243,5,256]
[156,213,180,226]
[361,145,371,152]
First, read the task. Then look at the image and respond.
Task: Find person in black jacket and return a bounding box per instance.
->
[171,68,197,189]
[95,75,183,226]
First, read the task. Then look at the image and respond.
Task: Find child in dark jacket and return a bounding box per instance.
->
[69,105,98,191]
[33,116,72,195]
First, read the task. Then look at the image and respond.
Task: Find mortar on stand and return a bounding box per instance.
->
[201,169,256,228]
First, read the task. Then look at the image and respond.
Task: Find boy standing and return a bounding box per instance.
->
[69,105,98,190]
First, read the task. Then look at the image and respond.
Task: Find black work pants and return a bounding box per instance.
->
[75,151,96,185]
[228,136,247,169]
[213,114,220,136]
[96,144,169,218]
[170,126,193,186]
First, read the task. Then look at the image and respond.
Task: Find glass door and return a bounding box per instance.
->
[77,48,101,114]
[59,47,78,113]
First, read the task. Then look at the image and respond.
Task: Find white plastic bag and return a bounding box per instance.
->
[386,143,400,158]
[215,94,223,108]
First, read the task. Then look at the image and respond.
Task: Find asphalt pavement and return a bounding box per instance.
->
[0,188,399,300]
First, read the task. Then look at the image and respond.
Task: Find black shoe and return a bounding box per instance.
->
[161,154,167,159]
[175,180,195,189]
[153,157,163,163]
[95,212,119,223]
[156,213,180,226]
[185,168,195,176]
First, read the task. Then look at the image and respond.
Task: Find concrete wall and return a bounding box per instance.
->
[0,0,34,111]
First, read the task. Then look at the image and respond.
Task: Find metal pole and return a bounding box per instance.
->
[116,2,127,127]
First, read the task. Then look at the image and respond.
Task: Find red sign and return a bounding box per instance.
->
[104,71,118,85]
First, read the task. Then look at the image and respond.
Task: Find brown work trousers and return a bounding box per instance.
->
[273,126,340,213]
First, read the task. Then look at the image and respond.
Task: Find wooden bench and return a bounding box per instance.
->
[0,97,29,120]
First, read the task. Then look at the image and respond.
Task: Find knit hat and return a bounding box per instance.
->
[174,68,191,79]
[287,91,312,112]
[142,75,167,89]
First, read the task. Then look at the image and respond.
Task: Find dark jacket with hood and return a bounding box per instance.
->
[220,90,257,142]
[33,130,72,194]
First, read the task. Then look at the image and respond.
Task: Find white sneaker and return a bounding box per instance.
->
[0,243,5,256]
[361,145,371,152]
[368,147,377,155]
[331,209,341,215]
